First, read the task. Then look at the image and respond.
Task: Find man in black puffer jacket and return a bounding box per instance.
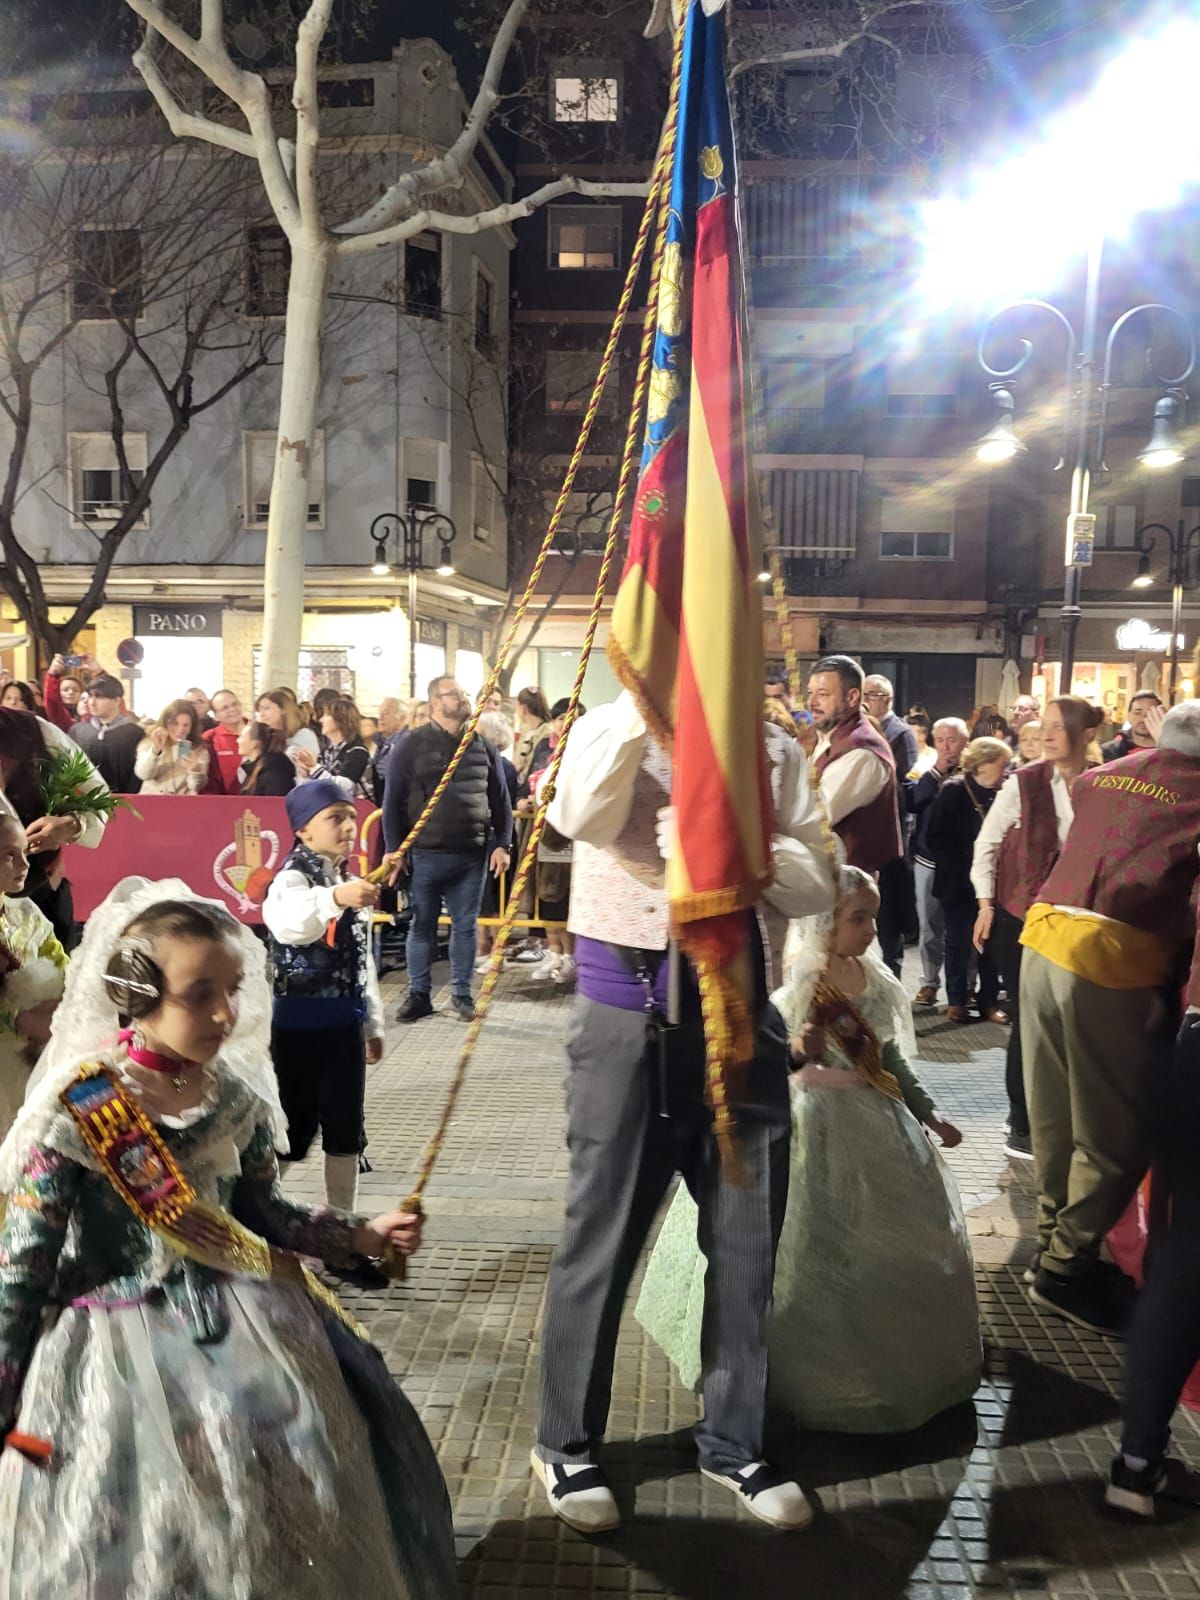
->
[384,676,512,1022]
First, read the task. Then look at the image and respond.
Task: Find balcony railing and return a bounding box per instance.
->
[762,407,826,453]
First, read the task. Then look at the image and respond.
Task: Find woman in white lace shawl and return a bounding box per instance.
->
[636,866,981,1434]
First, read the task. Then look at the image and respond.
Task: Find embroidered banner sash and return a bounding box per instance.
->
[60,1064,367,1340]
[808,980,904,1103]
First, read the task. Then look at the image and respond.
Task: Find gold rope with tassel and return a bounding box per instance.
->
[378,7,691,1276]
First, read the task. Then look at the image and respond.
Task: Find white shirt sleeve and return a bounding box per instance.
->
[1050,767,1075,843]
[547,693,649,847]
[261,868,342,945]
[762,737,842,919]
[970,772,1023,902]
[37,718,109,849]
[816,747,890,828]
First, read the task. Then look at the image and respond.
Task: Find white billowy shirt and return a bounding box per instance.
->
[969,764,1075,903]
[261,868,385,1040]
[811,729,892,828]
[548,692,840,949]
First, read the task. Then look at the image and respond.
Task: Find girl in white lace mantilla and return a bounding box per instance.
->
[0,876,455,1600]
[636,866,981,1434]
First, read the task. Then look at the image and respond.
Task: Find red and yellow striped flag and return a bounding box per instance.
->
[608,0,772,1155]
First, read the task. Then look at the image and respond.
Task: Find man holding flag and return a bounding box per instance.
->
[531,0,837,1533]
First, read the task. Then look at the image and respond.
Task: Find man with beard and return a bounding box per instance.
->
[808,655,902,877]
[384,676,512,1022]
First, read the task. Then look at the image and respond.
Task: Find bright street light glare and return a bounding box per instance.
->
[977,437,1021,464]
[435,562,456,578]
[371,559,390,577]
[915,14,1200,309]
[1132,571,1155,588]
[1139,446,1184,470]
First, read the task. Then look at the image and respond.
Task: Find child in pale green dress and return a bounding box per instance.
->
[636,866,981,1434]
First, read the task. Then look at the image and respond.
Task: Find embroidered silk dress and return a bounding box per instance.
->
[635,960,981,1434]
[0,1050,455,1600]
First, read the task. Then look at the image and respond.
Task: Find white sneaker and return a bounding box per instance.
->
[552,955,577,984]
[525,952,559,982]
[531,1449,619,1533]
[702,1461,814,1531]
[474,954,494,974]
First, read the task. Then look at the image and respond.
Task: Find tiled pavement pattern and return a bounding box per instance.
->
[282,954,1200,1599]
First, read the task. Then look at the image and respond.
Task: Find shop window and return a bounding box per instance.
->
[253,645,352,703]
[545,349,617,414]
[552,67,620,123]
[548,205,621,270]
[72,228,142,321]
[404,232,442,319]
[68,431,148,526]
[243,430,325,528]
[245,224,290,317]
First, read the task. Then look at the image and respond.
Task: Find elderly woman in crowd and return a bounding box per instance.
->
[134,699,210,795]
[927,735,1012,1024]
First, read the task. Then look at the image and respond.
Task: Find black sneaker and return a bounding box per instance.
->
[1029,1265,1135,1337]
[397,992,434,1023]
[1004,1129,1034,1161]
[450,995,476,1022]
[1106,1456,1200,1520]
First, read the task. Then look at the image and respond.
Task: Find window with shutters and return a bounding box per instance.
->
[245,225,290,317]
[879,494,954,560]
[243,430,325,529]
[72,228,142,321]
[402,439,444,515]
[474,263,497,357]
[548,205,621,270]
[886,349,958,416]
[68,432,148,526]
[471,453,497,543]
[404,232,442,319]
[1094,503,1140,550]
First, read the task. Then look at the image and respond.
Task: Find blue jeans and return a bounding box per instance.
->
[406,848,487,999]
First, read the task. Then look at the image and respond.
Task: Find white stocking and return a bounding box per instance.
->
[324,1152,359,1212]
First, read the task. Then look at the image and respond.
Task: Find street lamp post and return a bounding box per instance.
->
[369,509,458,698]
[976,237,1194,694]
[1131,519,1200,700]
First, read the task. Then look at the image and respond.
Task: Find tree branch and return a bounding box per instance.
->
[132,34,256,158]
[293,0,334,235]
[335,177,647,256]
[336,0,531,238]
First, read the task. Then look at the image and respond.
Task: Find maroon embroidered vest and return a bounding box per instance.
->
[814,713,902,874]
[1037,747,1200,954]
[994,761,1060,921]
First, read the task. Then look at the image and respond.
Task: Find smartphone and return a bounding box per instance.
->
[62,654,83,669]
[176,739,192,760]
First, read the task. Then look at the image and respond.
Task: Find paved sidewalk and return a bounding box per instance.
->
[283,958,1200,1599]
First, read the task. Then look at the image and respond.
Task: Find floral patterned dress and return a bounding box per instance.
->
[0,896,68,1138]
[635,966,981,1434]
[0,1055,455,1599]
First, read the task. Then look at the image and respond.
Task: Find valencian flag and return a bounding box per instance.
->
[608,0,773,1153]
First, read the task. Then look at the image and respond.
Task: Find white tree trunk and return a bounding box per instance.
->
[260,240,330,690]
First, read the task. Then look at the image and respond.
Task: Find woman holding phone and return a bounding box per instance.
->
[133,700,210,795]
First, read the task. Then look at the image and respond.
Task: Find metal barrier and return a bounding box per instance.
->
[359,809,567,934]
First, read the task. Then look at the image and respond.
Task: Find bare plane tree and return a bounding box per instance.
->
[0,113,278,659]
[122,0,647,687]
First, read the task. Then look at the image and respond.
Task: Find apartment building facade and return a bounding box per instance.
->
[506,16,1200,721]
[0,41,513,715]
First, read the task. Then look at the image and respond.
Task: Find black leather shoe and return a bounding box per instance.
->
[1029,1265,1135,1337]
[450,995,476,1022]
[397,992,434,1023]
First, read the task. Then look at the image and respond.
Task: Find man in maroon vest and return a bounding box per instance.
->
[1020,700,1200,1338]
[808,654,902,875]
